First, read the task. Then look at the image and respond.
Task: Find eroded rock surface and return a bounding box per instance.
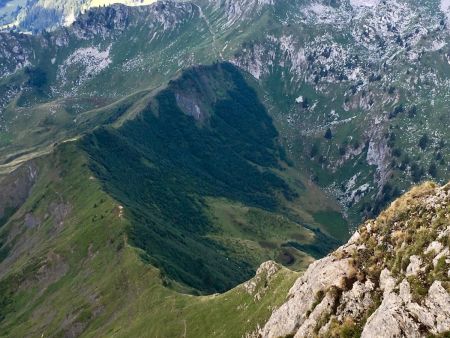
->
[260,182,450,337]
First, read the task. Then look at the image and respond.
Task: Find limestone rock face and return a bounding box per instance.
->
[337,280,375,321]
[260,254,354,338]
[260,182,450,337]
[406,255,423,276]
[361,289,421,338]
[242,260,280,301]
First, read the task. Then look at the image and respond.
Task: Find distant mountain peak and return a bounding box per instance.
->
[0,0,159,32]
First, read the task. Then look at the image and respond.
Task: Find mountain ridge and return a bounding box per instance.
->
[0,0,450,336]
[0,138,299,337]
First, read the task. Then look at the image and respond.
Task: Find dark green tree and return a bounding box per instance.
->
[418,134,429,150]
[428,162,437,178]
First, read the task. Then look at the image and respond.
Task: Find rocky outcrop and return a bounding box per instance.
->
[261,253,356,337]
[0,0,190,32]
[71,2,198,39]
[243,261,280,301]
[260,182,450,337]
[0,163,38,221]
[0,32,33,79]
[212,0,275,26]
[175,93,205,121]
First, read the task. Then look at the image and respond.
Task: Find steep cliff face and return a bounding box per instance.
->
[260,182,450,337]
[0,162,37,221]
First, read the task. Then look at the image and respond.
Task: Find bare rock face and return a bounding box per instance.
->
[211,0,275,26]
[261,254,355,337]
[243,260,280,301]
[260,182,450,337]
[0,163,38,220]
[361,280,421,338]
[405,255,422,276]
[336,279,375,321]
[362,279,450,337]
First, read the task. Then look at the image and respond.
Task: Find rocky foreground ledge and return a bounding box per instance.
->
[259,182,450,337]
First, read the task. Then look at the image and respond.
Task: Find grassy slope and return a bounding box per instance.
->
[80,63,341,293]
[0,63,349,336]
[205,198,315,271]
[0,143,297,337]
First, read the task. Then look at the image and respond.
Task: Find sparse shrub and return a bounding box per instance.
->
[407,105,417,118]
[352,139,360,149]
[388,132,396,147]
[408,275,428,303]
[411,163,424,182]
[340,318,362,338]
[389,104,404,119]
[302,97,310,109]
[428,162,437,178]
[433,256,448,280]
[310,143,320,158]
[25,67,47,88]
[419,134,429,150]
[392,148,402,157]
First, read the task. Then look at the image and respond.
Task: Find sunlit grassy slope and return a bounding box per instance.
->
[0,142,297,337]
